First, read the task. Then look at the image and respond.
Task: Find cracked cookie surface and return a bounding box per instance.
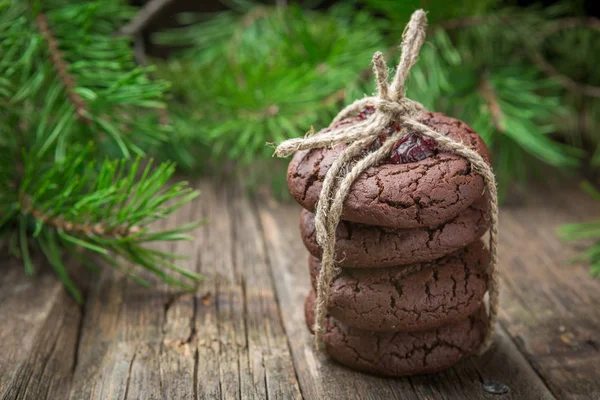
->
[300,196,490,268]
[287,112,491,229]
[304,290,487,377]
[308,241,489,332]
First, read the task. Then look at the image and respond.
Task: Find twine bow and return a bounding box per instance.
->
[274,9,499,354]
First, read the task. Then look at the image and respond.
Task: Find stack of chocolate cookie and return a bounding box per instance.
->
[287,110,492,376]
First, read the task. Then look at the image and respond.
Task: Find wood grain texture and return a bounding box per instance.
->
[0,259,81,400]
[498,188,600,400]
[0,180,599,400]
[66,181,301,400]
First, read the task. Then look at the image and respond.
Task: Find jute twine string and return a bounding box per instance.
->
[274,9,499,354]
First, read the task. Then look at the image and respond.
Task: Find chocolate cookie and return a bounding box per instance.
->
[287,112,491,229]
[305,291,487,376]
[300,196,489,268]
[308,241,489,332]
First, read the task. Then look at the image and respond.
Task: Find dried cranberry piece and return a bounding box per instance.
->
[390,133,437,164]
[354,106,437,163]
[369,123,400,151]
[357,105,376,120]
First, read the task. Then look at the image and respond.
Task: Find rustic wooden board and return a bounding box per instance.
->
[67,181,301,400]
[0,258,81,400]
[497,188,600,400]
[1,179,599,400]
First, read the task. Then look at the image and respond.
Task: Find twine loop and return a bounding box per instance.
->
[274,9,499,355]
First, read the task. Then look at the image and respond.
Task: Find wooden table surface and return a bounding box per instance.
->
[1,179,599,400]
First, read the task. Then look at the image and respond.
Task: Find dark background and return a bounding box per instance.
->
[133,0,600,57]
[132,0,600,16]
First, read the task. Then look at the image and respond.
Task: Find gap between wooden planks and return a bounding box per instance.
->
[0,179,598,399]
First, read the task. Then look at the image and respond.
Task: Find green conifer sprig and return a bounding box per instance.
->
[1,0,202,299]
[547,20,600,277]
[558,181,600,277]
[1,0,172,160]
[12,146,201,301]
[539,19,600,154]
[151,1,597,198]
[365,2,589,197]
[412,32,582,197]
[152,4,383,177]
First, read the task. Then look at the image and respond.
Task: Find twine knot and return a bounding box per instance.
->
[374,97,424,120]
[273,9,499,356]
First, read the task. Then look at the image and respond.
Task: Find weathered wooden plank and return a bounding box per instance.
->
[255,194,556,400]
[0,258,80,400]
[192,180,242,399]
[66,196,214,399]
[2,179,598,399]
[227,184,302,400]
[67,236,167,399]
[68,195,203,400]
[189,181,302,399]
[67,180,301,399]
[158,201,200,400]
[497,186,600,400]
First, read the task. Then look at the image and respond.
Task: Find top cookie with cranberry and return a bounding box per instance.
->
[286,109,491,229]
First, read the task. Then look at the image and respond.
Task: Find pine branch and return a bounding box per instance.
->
[149,1,591,198]
[432,14,600,99]
[20,195,142,237]
[478,75,505,133]
[2,0,172,160]
[152,4,384,179]
[362,2,585,197]
[1,0,203,299]
[527,17,600,98]
[131,31,170,126]
[14,145,203,300]
[540,15,600,154]
[35,13,90,124]
[119,0,177,36]
[559,181,600,278]
[435,15,499,31]
[362,0,500,26]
